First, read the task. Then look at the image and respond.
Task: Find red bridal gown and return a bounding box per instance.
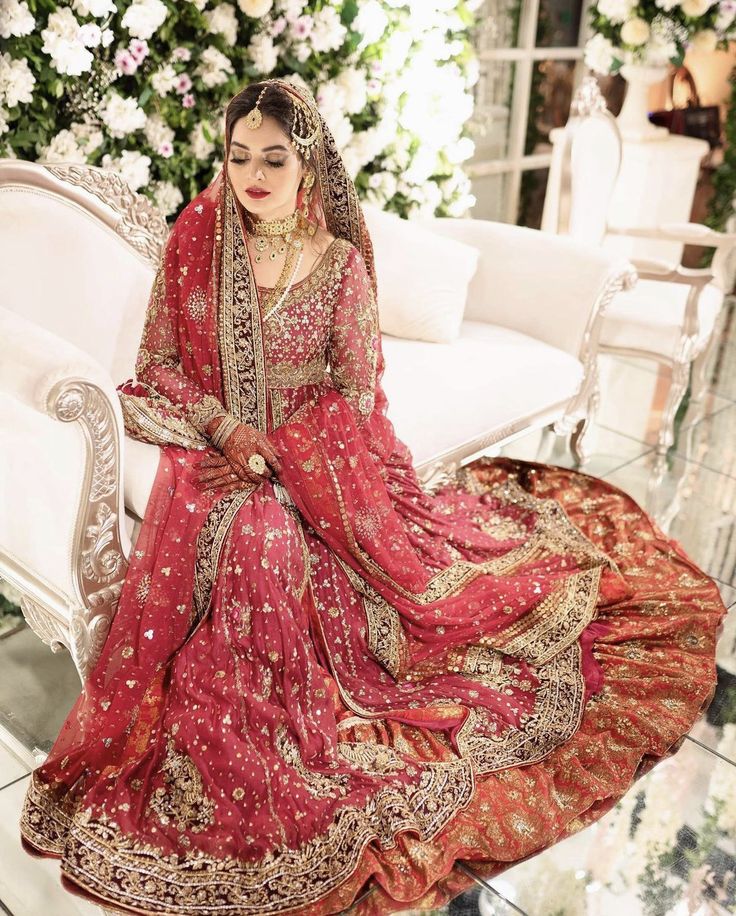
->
[19,226,727,916]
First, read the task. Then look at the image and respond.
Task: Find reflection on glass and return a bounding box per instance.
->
[529,59,576,150]
[536,0,583,48]
[469,61,515,161]
[473,0,521,51]
[470,172,509,222]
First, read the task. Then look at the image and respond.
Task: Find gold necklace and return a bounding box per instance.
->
[251,211,300,263]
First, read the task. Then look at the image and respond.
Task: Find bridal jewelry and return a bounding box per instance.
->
[244,80,321,161]
[248,453,267,475]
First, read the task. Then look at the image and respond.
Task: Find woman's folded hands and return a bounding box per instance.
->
[193,418,283,494]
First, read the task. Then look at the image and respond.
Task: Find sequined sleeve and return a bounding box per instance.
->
[131,226,231,439]
[327,245,379,427]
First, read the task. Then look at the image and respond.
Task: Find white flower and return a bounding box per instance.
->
[584,33,617,73]
[0,108,8,136]
[101,28,114,47]
[239,0,273,15]
[189,120,216,159]
[195,45,234,87]
[151,63,178,95]
[596,0,635,24]
[121,0,168,40]
[353,1,390,48]
[291,41,311,63]
[248,32,279,74]
[681,0,715,14]
[0,0,35,39]
[204,3,238,45]
[717,1,736,31]
[621,16,650,46]
[655,0,680,10]
[102,149,151,192]
[99,91,147,138]
[310,6,347,53]
[72,0,116,16]
[78,22,102,47]
[0,52,35,107]
[41,7,94,76]
[189,0,209,9]
[335,67,368,115]
[278,0,306,20]
[152,180,183,216]
[37,129,87,164]
[70,120,103,154]
[144,112,176,153]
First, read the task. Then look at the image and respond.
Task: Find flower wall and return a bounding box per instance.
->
[0,0,482,220]
[584,0,736,75]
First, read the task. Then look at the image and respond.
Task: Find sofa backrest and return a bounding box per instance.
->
[0,160,164,387]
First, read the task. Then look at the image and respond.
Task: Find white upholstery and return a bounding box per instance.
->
[361,203,480,343]
[0,185,153,383]
[381,321,583,467]
[599,279,723,358]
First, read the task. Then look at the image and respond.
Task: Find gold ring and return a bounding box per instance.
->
[247,453,266,475]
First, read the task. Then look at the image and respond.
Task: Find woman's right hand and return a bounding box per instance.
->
[218,421,283,484]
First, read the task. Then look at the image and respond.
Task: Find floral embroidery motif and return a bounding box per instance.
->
[274,723,350,799]
[146,735,216,833]
[185,287,207,324]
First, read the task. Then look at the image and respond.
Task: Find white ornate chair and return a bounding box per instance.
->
[0,158,630,681]
[543,75,736,458]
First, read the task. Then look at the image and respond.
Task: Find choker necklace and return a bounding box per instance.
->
[250,210,303,264]
[250,211,299,237]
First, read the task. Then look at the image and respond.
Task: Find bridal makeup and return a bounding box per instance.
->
[227,114,305,221]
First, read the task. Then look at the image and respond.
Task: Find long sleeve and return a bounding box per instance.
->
[118,227,232,449]
[327,245,379,427]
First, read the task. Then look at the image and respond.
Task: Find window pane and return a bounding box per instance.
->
[518,168,549,229]
[527,59,577,154]
[473,0,521,51]
[469,60,515,160]
[470,172,510,222]
[535,0,583,48]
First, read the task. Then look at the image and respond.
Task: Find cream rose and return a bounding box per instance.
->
[690,28,718,52]
[238,0,273,16]
[681,0,713,15]
[620,16,650,46]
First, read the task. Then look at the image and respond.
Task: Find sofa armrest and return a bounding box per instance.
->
[0,306,130,679]
[418,216,634,360]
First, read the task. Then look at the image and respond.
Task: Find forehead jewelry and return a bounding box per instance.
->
[242,80,321,161]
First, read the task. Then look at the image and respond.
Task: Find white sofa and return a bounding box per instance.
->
[0,159,632,681]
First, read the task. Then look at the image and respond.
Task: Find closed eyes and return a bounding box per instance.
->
[229,158,285,168]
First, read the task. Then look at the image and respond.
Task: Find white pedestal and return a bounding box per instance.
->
[603,134,709,265]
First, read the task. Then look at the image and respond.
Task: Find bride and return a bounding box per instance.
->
[19,77,726,915]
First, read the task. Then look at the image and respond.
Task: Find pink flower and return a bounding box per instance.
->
[175,73,193,95]
[129,39,149,64]
[114,49,138,75]
[158,141,174,158]
[270,16,286,37]
[182,93,195,109]
[172,46,192,62]
[291,14,313,39]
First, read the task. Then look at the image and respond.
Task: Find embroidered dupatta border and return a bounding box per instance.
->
[21,752,474,915]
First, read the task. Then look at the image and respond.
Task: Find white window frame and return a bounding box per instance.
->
[469,0,594,224]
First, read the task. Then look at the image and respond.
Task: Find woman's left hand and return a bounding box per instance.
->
[193,453,254,494]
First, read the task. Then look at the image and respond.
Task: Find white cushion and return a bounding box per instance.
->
[124,436,164,521]
[361,203,480,343]
[600,278,723,359]
[380,320,583,467]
